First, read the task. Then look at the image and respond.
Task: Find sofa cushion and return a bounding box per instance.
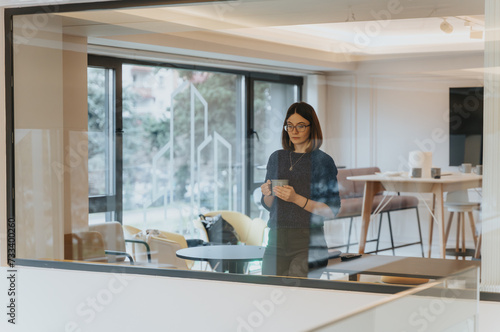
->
[337,169,356,198]
[334,167,417,220]
[337,167,381,199]
[350,167,380,197]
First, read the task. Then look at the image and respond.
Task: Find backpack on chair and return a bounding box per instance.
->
[199,214,239,245]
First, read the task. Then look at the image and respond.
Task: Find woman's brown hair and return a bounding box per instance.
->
[281,102,323,152]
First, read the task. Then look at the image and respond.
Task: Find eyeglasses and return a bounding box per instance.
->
[284,124,310,132]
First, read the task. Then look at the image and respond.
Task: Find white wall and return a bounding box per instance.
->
[323,53,484,248]
[324,53,484,171]
[1,265,499,332]
[0,266,388,332]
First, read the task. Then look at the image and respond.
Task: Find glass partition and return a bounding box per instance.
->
[310,267,479,331]
[7,0,493,298]
[10,8,302,268]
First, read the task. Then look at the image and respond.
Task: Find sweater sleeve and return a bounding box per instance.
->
[310,151,341,221]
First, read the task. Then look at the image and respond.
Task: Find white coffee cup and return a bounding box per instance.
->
[473,165,483,175]
[459,163,472,173]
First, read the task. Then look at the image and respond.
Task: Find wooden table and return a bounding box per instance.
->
[347,173,482,258]
[323,254,480,281]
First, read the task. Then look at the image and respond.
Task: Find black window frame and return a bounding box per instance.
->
[87,56,123,222]
[85,55,302,222]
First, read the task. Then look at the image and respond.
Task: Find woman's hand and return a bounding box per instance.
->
[273,185,298,203]
[261,180,272,196]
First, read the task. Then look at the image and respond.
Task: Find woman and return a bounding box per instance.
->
[260,102,340,278]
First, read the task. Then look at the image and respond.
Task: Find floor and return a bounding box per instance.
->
[190,241,478,281]
[194,211,480,282]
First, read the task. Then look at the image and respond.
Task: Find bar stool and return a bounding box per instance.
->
[474,205,482,259]
[443,190,479,258]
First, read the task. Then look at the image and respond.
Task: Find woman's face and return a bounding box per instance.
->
[286,113,311,150]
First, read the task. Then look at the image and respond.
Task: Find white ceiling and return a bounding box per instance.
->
[9,0,486,72]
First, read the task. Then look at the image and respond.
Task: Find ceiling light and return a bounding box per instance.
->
[440,18,453,34]
[459,17,484,39]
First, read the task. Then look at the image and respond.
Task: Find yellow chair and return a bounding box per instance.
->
[64,231,108,263]
[147,235,191,270]
[193,219,209,242]
[193,212,268,273]
[124,226,195,270]
[158,230,190,249]
[156,230,194,269]
[123,226,158,265]
[245,217,268,246]
[242,217,268,274]
[202,210,252,243]
[194,211,268,246]
[122,224,153,262]
[89,222,137,264]
[123,224,142,237]
[196,210,254,244]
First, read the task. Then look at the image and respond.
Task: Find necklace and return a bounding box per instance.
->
[289,151,306,171]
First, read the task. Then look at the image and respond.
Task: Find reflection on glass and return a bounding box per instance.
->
[310,267,479,332]
[121,65,244,238]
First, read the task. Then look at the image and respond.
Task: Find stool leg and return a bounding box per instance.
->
[445,212,454,245]
[428,218,433,258]
[461,213,466,255]
[428,194,436,258]
[387,212,396,256]
[414,207,424,258]
[375,214,383,253]
[475,232,482,259]
[468,211,478,247]
[455,213,461,256]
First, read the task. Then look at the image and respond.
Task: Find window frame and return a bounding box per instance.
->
[87,56,123,221]
[85,55,302,222]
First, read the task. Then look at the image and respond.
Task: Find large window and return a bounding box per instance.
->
[119,63,246,234]
[249,80,299,220]
[85,58,301,241]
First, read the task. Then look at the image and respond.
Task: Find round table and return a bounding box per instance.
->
[176,245,265,273]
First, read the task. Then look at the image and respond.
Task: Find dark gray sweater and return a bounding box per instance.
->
[262,149,341,229]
